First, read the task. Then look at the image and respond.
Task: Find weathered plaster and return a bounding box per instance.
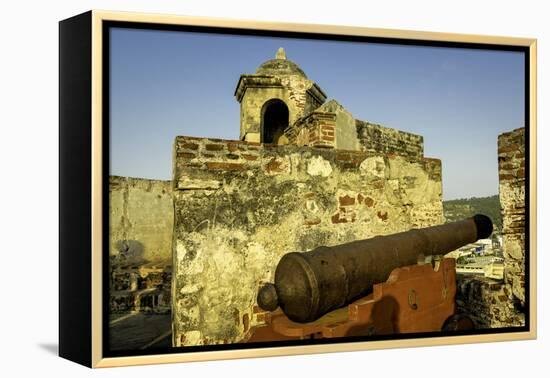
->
[109,176,173,264]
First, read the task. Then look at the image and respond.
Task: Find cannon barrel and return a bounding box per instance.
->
[257,214,493,323]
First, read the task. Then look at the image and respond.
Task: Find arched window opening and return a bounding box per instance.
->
[261,99,289,144]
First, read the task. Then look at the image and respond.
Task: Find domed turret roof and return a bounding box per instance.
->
[256,48,308,78]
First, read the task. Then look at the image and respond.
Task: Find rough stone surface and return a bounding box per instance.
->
[356,120,424,159]
[455,276,524,328]
[498,128,526,307]
[172,136,443,346]
[109,177,174,315]
[109,176,173,264]
[455,127,526,328]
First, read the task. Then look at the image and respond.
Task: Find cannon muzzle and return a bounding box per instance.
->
[257,214,492,323]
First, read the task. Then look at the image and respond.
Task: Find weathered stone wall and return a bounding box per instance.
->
[172,136,443,346]
[455,127,526,328]
[356,120,424,159]
[498,127,526,306]
[456,276,524,328]
[109,176,173,264]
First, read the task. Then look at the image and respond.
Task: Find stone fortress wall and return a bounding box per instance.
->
[171,136,443,346]
[107,48,527,346]
[111,48,443,346]
[498,127,526,306]
[109,176,173,264]
[109,176,173,314]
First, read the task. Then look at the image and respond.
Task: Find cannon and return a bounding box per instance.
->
[256,215,492,324]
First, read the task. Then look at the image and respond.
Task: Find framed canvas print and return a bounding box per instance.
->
[59,10,537,368]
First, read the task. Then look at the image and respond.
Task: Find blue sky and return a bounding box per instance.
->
[109,27,525,200]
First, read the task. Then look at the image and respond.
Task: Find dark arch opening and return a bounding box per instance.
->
[261,99,289,144]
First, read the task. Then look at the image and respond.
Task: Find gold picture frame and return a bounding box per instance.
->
[59,10,537,368]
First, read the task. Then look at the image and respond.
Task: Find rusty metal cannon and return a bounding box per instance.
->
[256,215,492,325]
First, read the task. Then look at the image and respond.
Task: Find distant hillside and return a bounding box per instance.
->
[443,195,502,231]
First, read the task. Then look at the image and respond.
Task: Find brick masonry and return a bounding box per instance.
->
[498,127,526,306]
[285,111,337,148]
[356,120,424,159]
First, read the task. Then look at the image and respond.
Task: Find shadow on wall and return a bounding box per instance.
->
[113,239,145,265]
